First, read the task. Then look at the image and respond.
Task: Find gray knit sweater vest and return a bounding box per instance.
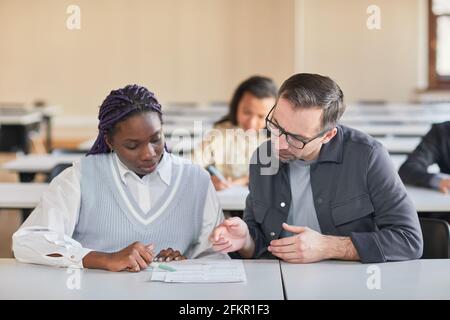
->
[73,153,210,256]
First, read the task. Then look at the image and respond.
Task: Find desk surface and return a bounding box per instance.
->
[281,259,450,299]
[389,154,439,174]
[79,137,201,153]
[0,183,48,208]
[0,183,246,210]
[376,137,420,154]
[0,105,60,125]
[0,259,283,300]
[1,180,448,212]
[406,185,450,212]
[82,135,423,155]
[2,154,83,173]
[2,258,449,299]
[217,185,249,211]
[342,114,450,123]
[352,124,431,137]
[346,102,450,112]
[219,184,450,212]
[0,110,42,125]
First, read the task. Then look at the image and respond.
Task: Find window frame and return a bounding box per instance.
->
[428,0,450,89]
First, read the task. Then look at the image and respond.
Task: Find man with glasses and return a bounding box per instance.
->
[209,73,423,263]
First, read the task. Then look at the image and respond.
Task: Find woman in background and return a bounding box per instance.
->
[194,76,277,191]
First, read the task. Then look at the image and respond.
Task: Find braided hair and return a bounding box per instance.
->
[87,84,163,155]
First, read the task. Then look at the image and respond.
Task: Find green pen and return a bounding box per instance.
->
[150,262,176,272]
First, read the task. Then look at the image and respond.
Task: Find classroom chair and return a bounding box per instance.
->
[419,217,450,259]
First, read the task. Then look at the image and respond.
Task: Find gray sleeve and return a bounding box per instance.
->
[398,124,442,188]
[243,184,269,259]
[241,157,272,259]
[429,173,450,190]
[350,146,423,263]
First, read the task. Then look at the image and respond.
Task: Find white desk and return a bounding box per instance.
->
[0,259,283,300]
[0,108,46,153]
[352,124,431,137]
[164,114,218,124]
[0,183,48,209]
[79,136,201,154]
[2,154,83,174]
[217,185,249,211]
[376,137,420,154]
[164,106,227,117]
[163,123,213,137]
[406,186,450,212]
[0,106,60,150]
[77,123,212,152]
[342,114,450,124]
[2,178,448,212]
[390,154,440,173]
[343,103,450,122]
[281,260,450,299]
[0,183,246,210]
[216,183,450,212]
[390,154,407,169]
[0,109,42,125]
[346,103,450,114]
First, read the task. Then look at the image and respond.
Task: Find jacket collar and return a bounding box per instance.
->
[316,125,344,164]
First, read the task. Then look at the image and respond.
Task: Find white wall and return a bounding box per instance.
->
[0,0,428,120]
[0,0,295,116]
[295,0,423,103]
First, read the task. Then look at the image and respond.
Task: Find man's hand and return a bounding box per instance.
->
[208,217,251,254]
[83,242,154,272]
[268,223,331,263]
[154,248,186,262]
[438,178,450,194]
[268,223,359,263]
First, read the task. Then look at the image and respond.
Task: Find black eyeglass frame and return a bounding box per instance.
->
[265,105,331,150]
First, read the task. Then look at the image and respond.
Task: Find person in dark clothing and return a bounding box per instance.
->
[209,73,423,264]
[399,121,450,194]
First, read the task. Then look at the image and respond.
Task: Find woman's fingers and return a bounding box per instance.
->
[166,250,181,262]
[155,248,186,262]
[156,249,168,262]
[134,252,149,270]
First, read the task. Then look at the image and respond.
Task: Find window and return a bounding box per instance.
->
[429,0,450,88]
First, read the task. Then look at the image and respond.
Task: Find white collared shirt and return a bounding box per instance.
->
[12,152,225,268]
[115,152,171,214]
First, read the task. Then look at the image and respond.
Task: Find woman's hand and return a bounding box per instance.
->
[154,247,187,262]
[83,242,154,272]
[211,175,232,191]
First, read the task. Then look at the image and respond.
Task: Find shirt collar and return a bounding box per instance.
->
[114,151,172,186]
[316,125,343,164]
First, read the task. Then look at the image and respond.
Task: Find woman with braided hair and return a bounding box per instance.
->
[13,84,225,272]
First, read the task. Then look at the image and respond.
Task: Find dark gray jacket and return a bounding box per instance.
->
[399,121,450,188]
[244,125,423,263]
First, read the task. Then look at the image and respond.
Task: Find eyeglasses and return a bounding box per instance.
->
[265,105,329,150]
